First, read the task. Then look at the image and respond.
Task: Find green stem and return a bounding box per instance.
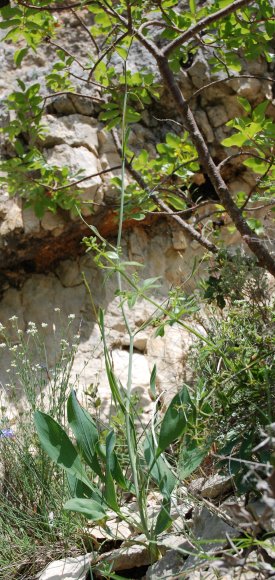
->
[115,63,150,542]
[116,64,128,253]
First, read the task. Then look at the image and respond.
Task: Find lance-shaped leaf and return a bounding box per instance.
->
[34,411,92,489]
[105,430,119,512]
[99,442,131,492]
[112,452,131,491]
[144,433,176,497]
[64,498,107,522]
[179,445,209,479]
[149,364,157,401]
[153,497,172,536]
[67,390,103,479]
[157,386,191,457]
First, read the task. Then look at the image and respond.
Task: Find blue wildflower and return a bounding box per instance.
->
[0,428,14,439]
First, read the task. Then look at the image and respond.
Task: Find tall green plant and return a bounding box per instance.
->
[33,78,210,560]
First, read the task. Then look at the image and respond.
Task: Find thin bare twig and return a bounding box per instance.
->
[213,51,231,77]
[138,19,181,34]
[145,199,211,216]
[189,75,274,103]
[213,454,269,469]
[194,208,225,225]
[100,25,119,51]
[194,201,275,226]
[44,36,85,70]
[218,152,272,171]
[68,71,105,89]
[70,8,99,54]
[43,91,104,103]
[34,165,121,193]
[152,116,184,128]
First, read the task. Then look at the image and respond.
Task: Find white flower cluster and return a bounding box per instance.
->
[9,345,18,353]
[26,321,38,336]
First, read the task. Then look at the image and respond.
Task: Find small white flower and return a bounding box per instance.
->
[9,315,18,322]
[53,323,56,333]
[0,343,6,349]
[17,329,23,335]
[6,369,10,373]
[68,314,75,320]
[60,339,69,347]
[0,323,5,332]
[26,329,37,336]
[54,307,60,312]
[10,362,17,368]
[10,345,18,352]
[41,323,48,328]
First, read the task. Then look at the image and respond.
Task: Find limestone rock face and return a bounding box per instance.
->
[0,10,274,423]
[44,144,103,213]
[0,194,22,237]
[42,114,99,155]
[0,210,212,422]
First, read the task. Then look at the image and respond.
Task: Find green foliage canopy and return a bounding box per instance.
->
[0,0,274,273]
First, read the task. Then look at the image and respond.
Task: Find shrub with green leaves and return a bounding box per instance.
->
[203,249,269,309]
[189,267,275,484]
[0,0,274,274]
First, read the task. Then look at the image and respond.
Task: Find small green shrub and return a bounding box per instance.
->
[203,249,270,310]
[189,260,275,485]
